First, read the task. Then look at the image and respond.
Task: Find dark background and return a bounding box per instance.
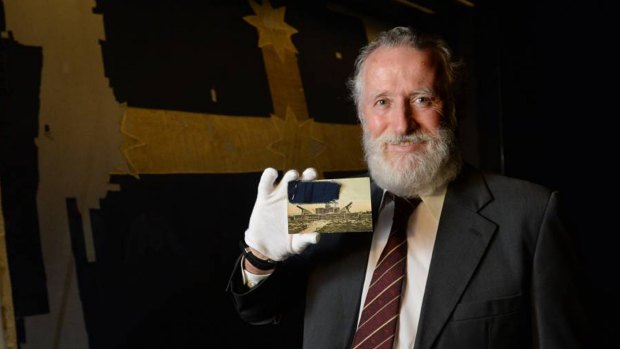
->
[1,0,614,348]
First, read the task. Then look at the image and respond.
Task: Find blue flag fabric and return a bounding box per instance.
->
[288,180,340,203]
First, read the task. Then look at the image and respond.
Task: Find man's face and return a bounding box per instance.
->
[359,45,455,196]
[360,45,443,157]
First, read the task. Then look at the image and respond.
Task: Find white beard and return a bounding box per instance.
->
[363,127,461,197]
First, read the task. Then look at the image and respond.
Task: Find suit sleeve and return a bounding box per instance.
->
[226,253,307,325]
[531,191,589,348]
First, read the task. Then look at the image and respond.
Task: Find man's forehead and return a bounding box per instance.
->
[363,61,437,95]
[362,48,436,82]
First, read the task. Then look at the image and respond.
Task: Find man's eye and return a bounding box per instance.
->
[375,99,389,106]
[413,96,433,106]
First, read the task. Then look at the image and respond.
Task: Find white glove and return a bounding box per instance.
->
[244,167,321,261]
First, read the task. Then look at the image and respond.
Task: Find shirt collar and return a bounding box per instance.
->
[378,183,448,222]
[420,184,448,222]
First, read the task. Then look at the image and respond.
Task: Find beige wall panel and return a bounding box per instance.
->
[4,1,127,348]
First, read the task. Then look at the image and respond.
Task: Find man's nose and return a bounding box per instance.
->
[392,100,415,134]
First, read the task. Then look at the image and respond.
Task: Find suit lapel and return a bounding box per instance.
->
[311,180,383,348]
[414,166,497,349]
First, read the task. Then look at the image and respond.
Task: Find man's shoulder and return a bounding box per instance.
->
[446,164,559,223]
[456,163,555,202]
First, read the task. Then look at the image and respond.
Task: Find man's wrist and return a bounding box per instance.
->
[243,256,274,275]
[240,241,278,273]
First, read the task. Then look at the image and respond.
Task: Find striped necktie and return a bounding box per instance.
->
[351,194,420,349]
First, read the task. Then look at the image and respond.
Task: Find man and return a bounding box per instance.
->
[228,26,586,348]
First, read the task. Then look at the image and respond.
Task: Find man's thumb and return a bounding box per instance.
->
[291,232,320,254]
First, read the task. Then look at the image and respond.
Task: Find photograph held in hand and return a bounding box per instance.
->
[287,177,372,234]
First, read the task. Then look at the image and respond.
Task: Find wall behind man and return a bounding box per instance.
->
[495,1,614,347]
[1,0,612,348]
[0,1,434,348]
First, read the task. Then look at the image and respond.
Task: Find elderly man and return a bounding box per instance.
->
[228,26,586,349]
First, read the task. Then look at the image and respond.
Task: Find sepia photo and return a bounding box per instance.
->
[288,177,372,234]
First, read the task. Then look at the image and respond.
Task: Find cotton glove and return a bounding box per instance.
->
[244,167,320,261]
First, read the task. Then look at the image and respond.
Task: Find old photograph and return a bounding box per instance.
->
[288,177,372,234]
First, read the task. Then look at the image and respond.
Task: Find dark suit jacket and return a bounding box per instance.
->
[228,165,587,348]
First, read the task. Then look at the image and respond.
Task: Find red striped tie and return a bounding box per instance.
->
[351,195,419,349]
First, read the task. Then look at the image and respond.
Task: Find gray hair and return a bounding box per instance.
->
[348,26,462,130]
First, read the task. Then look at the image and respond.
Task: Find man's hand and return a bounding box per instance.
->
[244,167,320,262]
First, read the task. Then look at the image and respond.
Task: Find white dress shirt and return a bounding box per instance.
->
[361,186,446,348]
[242,185,447,348]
